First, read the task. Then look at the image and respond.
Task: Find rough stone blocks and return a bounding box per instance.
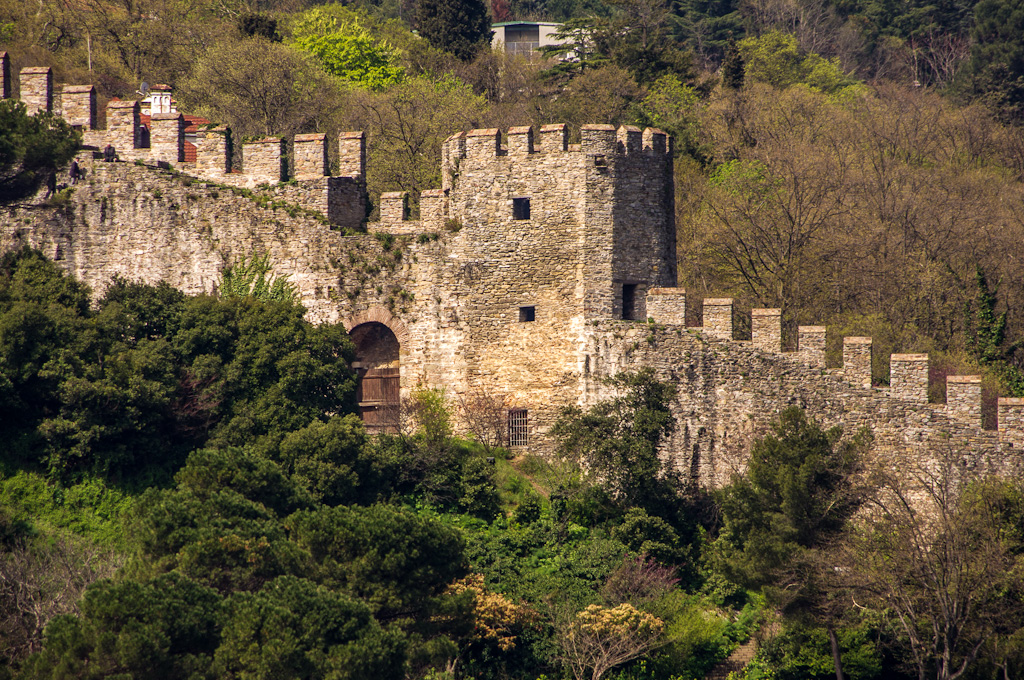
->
[703,299,733,340]
[946,375,982,426]
[150,113,184,164]
[843,337,873,388]
[890,353,929,403]
[646,288,687,326]
[294,133,328,179]
[751,308,782,352]
[20,66,51,114]
[61,85,96,129]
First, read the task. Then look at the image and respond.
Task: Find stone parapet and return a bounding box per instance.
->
[466,128,500,158]
[946,375,982,426]
[539,123,568,152]
[339,131,366,179]
[0,52,10,99]
[646,288,686,325]
[843,337,873,388]
[61,85,96,129]
[380,191,408,222]
[420,189,446,227]
[149,112,184,164]
[195,126,231,177]
[294,133,328,179]
[617,125,642,153]
[703,298,733,340]
[106,100,141,156]
[507,126,534,155]
[20,66,51,114]
[752,308,782,352]
[242,137,285,185]
[999,398,1024,447]
[580,124,617,155]
[891,353,929,403]
[798,326,826,368]
[642,128,668,154]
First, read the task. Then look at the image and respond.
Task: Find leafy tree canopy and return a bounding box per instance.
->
[291,7,406,90]
[416,0,492,60]
[715,407,870,601]
[0,100,81,204]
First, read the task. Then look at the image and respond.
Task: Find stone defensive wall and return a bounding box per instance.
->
[2,52,1023,485]
[587,291,1024,485]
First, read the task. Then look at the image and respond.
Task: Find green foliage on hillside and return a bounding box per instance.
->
[0,248,356,483]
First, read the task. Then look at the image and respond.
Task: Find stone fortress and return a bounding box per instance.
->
[2,52,1023,486]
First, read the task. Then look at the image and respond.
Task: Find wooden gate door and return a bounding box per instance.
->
[357,367,400,433]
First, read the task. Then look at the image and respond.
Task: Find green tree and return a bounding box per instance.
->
[288,503,467,620]
[277,415,391,506]
[845,469,1024,680]
[213,576,407,680]
[737,31,859,94]
[714,407,871,678]
[132,449,312,593]
[291,7,405,91]
[964,0,1024,122]
[219,253,298,303]
[0,100,81,204]
[179,37,344,139]
[551,368,679,513]
[416,0,492,60]
[20,573,223,680]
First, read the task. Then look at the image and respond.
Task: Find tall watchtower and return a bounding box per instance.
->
[441,123,675,324]
[430,124,675,444]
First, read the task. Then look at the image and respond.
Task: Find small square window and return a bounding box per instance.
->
[519,306,535,322]
[508,409,528,447]
[512,197,531,220]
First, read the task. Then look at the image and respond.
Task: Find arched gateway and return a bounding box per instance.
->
[344,308,409,433]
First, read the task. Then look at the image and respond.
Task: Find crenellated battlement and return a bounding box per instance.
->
[641,289,1024,445]
[2,52,1020,481]
[442,124,671,162]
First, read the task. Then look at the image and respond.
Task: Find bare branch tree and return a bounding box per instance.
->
[557,602,665,680]
[456,387,521,454]
[0,535,123,664]
[842,454,1024,680]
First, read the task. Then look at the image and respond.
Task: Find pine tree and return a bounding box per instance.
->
[417,0,493,61]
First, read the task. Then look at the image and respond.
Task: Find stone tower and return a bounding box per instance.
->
[426,124,675,441]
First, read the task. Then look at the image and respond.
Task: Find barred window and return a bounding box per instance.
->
[508,409,529,447]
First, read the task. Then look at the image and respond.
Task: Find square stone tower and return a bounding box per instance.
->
[431,124,675,438]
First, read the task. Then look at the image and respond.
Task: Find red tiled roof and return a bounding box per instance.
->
[183,114,211,134]
[184,141,197,162]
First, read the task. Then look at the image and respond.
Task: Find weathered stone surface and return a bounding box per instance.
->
[751,309,782,353]
[947,375,982,426]
[294,133,328,179]
[843,337,873,389]
[647,288,686,326]
[2,56,1022,485]
[890,354,929,403]
[798,326,826,369]
[61,85,96,129]
[20,67,51,114]
[703,299,733,340]
[150,113,184,164]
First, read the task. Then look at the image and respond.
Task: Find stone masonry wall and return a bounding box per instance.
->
[2,76,1022,484]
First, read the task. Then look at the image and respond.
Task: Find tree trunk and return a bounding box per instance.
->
[828,626,844,680]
